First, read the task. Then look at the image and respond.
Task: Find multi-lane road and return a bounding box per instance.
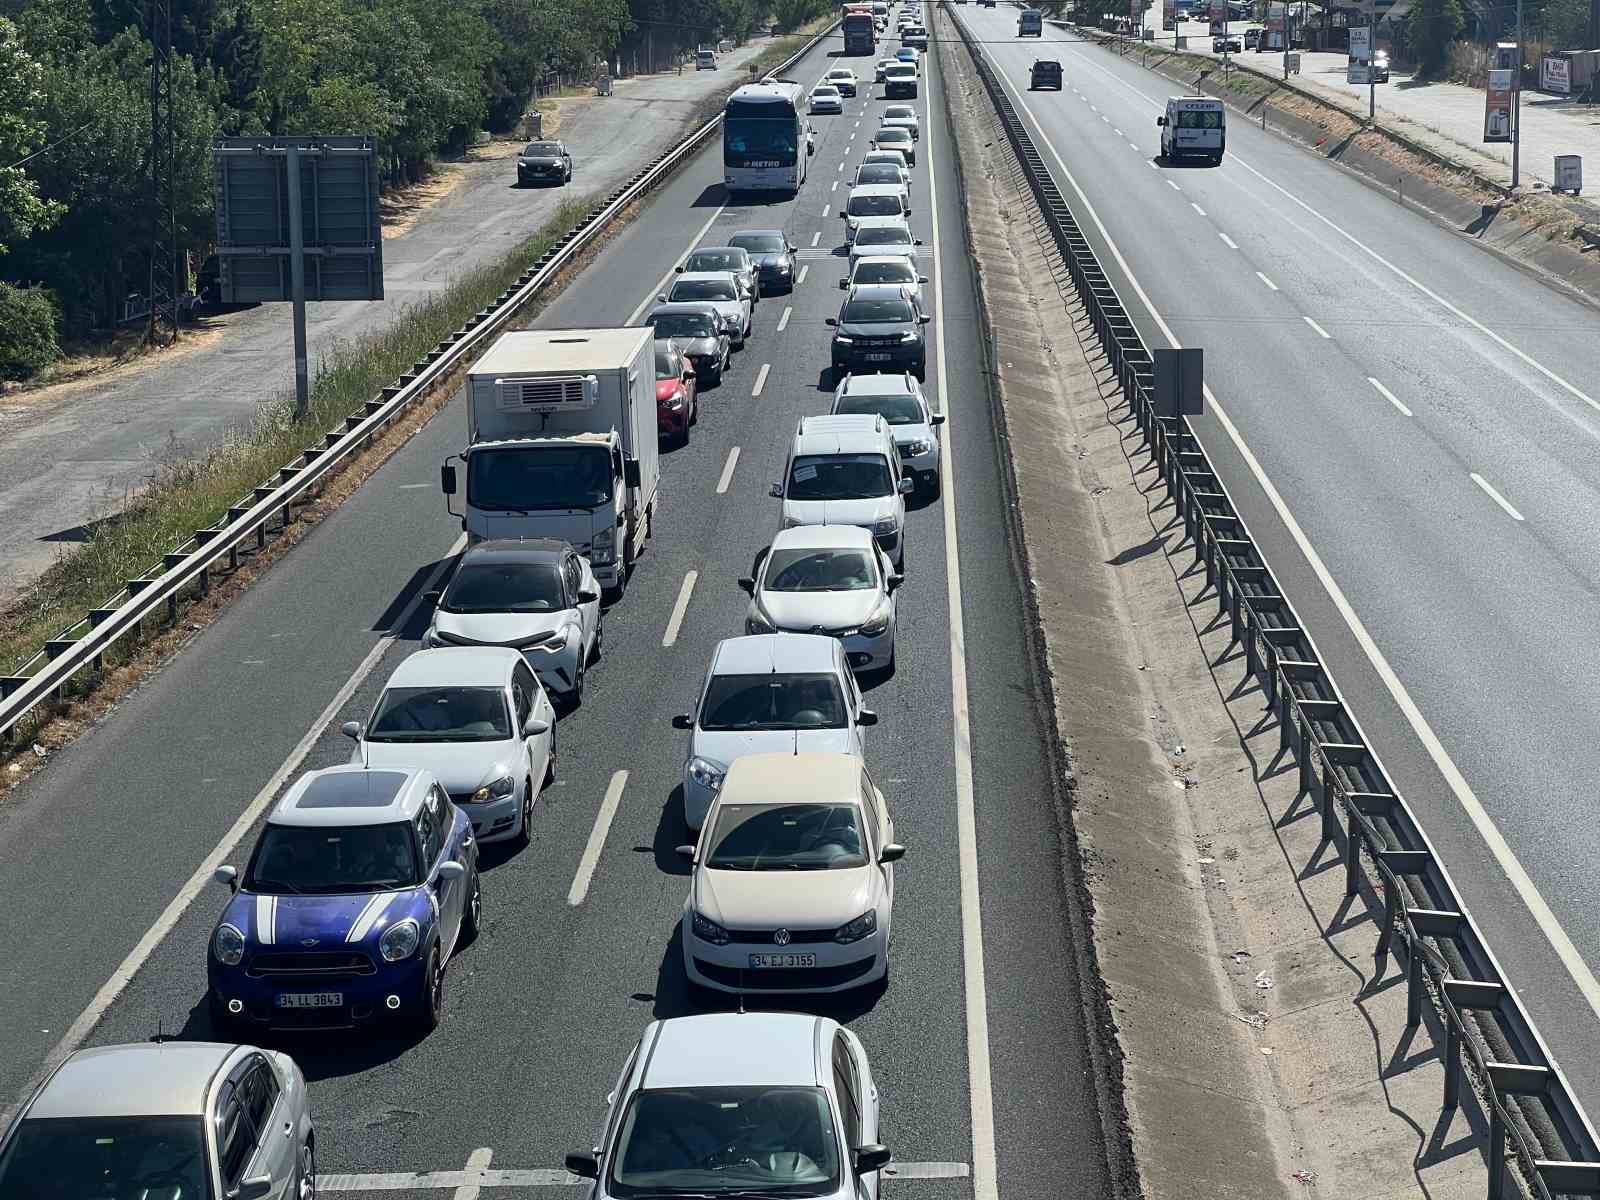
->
[0,23,1119,1200]
[950,3,1600,1112]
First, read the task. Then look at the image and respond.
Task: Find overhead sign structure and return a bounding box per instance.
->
[213,135,384,417]
[1484,68,1514,143]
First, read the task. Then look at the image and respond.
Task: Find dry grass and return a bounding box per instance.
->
[379,165,471,239]
[1,325,229,411]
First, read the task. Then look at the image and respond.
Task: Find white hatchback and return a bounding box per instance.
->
[743,525,902,673]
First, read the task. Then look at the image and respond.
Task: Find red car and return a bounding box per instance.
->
[655,340,699,445]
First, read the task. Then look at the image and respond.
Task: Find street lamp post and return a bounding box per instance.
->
[1512,0,1523,186]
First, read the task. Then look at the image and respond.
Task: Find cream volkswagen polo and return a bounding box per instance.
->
[677,751,904,994]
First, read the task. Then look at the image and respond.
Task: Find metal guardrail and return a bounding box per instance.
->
[945,8,1600,1198]
[0,20,839,747]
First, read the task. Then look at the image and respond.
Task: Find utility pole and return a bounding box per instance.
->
[1368,0,1376,121]
[146,0,179,345]
[1512,0,1523,186]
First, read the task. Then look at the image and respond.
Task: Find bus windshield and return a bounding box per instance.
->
[724,117,799,168]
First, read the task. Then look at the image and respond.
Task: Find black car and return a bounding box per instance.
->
[728,229,798,293]
[1212,35,1242,52]
[643,303,732,386]
[1030,59,1063,89]
[1372,50,1391,81]
[826,284,929,381]
[517,140,573,186]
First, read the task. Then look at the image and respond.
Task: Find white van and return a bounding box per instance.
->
[1157,96,1226,164]
[774,414,910,569]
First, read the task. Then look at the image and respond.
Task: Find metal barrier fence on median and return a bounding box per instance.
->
[0,21,838,748]
[945,7,1600,1198]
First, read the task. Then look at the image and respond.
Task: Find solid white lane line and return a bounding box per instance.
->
[662,571,698,647]
[777,305,793,332]
[752,362,771,396]
[993,58,1600,1028]
[1369,377,1411,417]
[1166,179,1180,191]
[568,770,629,906]
[1190,202,1207,217]
[925,51,999,1200]
[1471,473,1526,522]
[810,231,821,246]
[1303,315,1331,339]
[1255,271,1278,291]
[1218,232,1238,249]
[715,446,741,494]
[453,1149,493,1200]
[797,265,809,284]
[627,207,727,325]
[9,533,467,1120]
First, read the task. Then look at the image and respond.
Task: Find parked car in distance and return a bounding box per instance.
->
[1030,59,1064,89]
[695,48,716,68]
[423,543,601,704]
[728,228,798,292]
[517,140,572,186]
[655,339,698,444]
[826,67,859,96]
[678,752,903,993]
[810,83,844,114]
[831,371,944,495]
[660,272,752,346]
[678,245,759,303]
[742,525,901,672]
[208,764,481,1032]
[871,125,916,165]
[671,634,874,830]
[564,1012,892,1199]
[1372,49,1390,81]
[0,1041,316,1200]
[826,284,929,382]
[1243,26,1260,48]
[840,253,926,304]
[644,302,731,385]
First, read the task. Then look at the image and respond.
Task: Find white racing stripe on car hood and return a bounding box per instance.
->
[346,892,391,943]
[255,894,277,945]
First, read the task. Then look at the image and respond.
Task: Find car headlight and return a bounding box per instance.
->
[471,773,516,803]
[692,911,731,945]
[380,919,421,962]
[746,602,776,634]
[834,334,854,345]
[687,755,726,791]
[873,515,899,535]
[776,262,791,274]
[592,527,616,565]
[212,922,245,966]
[517,158,529,166]
[835,910,878,943]
[906,438,933,455]
[899,330,920,342]
[860,598,893,637]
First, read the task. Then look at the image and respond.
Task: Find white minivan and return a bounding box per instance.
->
[1157,96,1226,164]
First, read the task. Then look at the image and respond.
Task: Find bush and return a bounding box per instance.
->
[0,282,59,380]
[1408,0,1464,76]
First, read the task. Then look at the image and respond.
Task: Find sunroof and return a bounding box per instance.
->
[299,770,409,809]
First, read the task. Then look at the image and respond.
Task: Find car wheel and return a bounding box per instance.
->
[570,655,585,707]
[298,1139,317,1200]
[924,471,941,499]
[414,944,443,1032]
[462,871,483,940]
[515,778,534,847]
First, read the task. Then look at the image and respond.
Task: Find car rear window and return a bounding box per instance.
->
[842,297,914,322]
[854,227,912,247]
[671,280,736,301]
[847,193,904,217]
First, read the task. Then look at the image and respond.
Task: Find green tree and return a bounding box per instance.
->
[0,280,59,378]
[0,15,63,255]
[1408,0,1463,74]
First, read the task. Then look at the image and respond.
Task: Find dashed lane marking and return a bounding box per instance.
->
[715,446,740,494]
[662,571,698,647]
[797,265,809,284]
[1190,202,1206,217]
[1471,473,1526,522]
[1255,270,1278,291]
[777,305,792,332]
[567,770,628,906]
[1369,377,1411,417]
[810,231,821,246]
[1218,232,1238,249]
[1303,315,1331,339]
[752,362,771,396]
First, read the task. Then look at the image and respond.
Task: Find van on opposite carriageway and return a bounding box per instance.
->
[1156,96,1226,164]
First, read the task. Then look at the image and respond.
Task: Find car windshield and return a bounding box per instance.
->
[467,444,612,512]
[246,821,420,894]
[852,260,915,286]
[367,686,512,742]
[442,561,565,613]
[854,227,911,249]
[688,250,742,272]
[787,453,893,500]
[884,106,915,119]
[655,347,678,376]
[836,393,922,424]
[524,142,560,155]
[842,297,914,323]
[0,1116,209,1200]
[707,803,869,870]
[856,166,901,186]
[876,129,911,143]
[813,86,838,96]
[764,547,877,591]
[731,233,785,253]
[847,194,903,217]
[829,71,853,80]
[699,672,847,730]
[608,1086,841,1196]
[650,312,716,338]
[671,280,736,301]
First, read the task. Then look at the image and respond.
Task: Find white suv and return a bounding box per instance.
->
[831,372,944,497]
[772,414,911,569]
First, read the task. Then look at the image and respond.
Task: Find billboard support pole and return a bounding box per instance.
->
[285,143,311,421]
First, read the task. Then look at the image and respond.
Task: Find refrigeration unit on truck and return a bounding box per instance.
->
[441,327,660,602]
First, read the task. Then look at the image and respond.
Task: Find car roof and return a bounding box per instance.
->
[851,254,915,272]
[463,538,567,565]
[794,417,894,457]
[813,83,839,92]
[28,1043,240,1119]
[770,524,877,552]
[689,245,749,259]
[850,184,905,198]
[875,125,913,137]
[639,1012,831,1090]
[722,751,868,805]
[385,645,523,689]
[837,371,918,397]
[674,271,740,285]
[710,633,842,675]
[647,302,721,319]
[843,282,915,303]
[271,764,438,828]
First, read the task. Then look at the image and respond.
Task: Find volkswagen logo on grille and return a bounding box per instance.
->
[774,928,792,946]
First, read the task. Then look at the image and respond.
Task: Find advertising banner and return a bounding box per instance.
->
[1541,54,1571,94]
[1209,0,1225,35]
[1484,68,1514,143]
[1163,0,1176,27]
[1349,25,1369,58]
[1347,62,1371,83]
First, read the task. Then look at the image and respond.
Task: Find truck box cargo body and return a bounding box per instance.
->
[444,327,659,600]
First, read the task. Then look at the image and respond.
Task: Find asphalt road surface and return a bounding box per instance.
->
[952,3,1600,1115]
[0,39,771,607]
[0,25,1116,1200]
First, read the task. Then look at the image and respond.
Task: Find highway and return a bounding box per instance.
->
[948,4,1600,1112]
[0,24,1120,1200]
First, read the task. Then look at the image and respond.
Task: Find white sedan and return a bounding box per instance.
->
[825,67,859,96]
[660,271,752,347]
[743,525,901,673]
[880,103,920,140]
[839,253,927,304]
[678,751,904,993]
[847,221,919,267]
[809,84,844,114]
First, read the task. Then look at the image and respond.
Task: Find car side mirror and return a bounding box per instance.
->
[825,317,837,326]
[340,720,363,741]
[578,588,599,604]
[853,1145,893,1175]
[919,314,931,324]
[887,572,905,592]
[898,477,914,494]
[737,576,756,594]
[524,717,550,736]
[770,482,784,498]
[234,1176,275,1200]
[931,413,946,425]
[914,238,923,245]
[856,708,879,726]
[671,713,695,729]
[657,293,668,302]
[437,860,466,881]
[440,464,457,495]
[624,458,642,489]
[919,275,929,283]
[1156,115,1167,125]
[839,279,848,289]
[423,590,441,608]
[675,265,685,272]
[214,865,238,891]
[565,1153,600,1180]
[675,844,696,862]
[879,844,906,865]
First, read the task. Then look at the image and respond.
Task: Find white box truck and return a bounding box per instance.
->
[441,327,660,601]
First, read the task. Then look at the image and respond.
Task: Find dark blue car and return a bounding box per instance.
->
[208,764,481,1033]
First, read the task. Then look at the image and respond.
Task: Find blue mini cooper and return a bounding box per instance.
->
[208,764,481,1033]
